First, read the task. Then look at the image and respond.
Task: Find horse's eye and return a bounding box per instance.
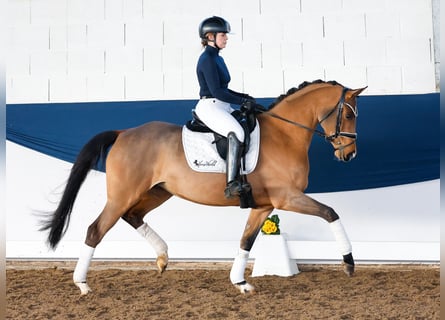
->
[345,113,354,120]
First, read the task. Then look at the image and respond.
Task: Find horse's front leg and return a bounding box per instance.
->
[279,192,354,276]
[230,207,273,294]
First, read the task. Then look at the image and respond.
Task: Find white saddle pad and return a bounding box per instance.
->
[182,123,260,174]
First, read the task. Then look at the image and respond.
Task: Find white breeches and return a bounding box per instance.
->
[195,98,245,141]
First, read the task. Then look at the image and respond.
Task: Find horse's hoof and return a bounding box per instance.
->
[75,282,92,295]
[156,253,168,274]
[234,281,255,294]
[342,262,355,277]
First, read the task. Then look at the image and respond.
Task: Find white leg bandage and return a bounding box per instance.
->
[230,248,250,284]
[137,222,168,256]
[73,243,95,283]
[330,219,352,255]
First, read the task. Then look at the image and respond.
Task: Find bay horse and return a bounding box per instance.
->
[40,80,366,295]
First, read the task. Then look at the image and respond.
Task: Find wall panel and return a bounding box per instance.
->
[124,20,164,48]
[301,0,342,13]
[105,47,143,73]
[365,11,400,39]
[402,64,436,93]
[67,49,104,75]
[344,39,386,66]
[366,65,402,93]
[283,66,325,89]
[125,71,164,100]
[87,74,125,101]
[302,39,344,66]
[323,13,366,39]
[67,0,105,24]
[324,66,367,88]
[49,75,87,102]
[7,76,48,103]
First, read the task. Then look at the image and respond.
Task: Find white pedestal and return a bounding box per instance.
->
[252,233,299,277]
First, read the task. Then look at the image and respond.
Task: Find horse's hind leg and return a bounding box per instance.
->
[73,201,126,295]
[121,186,172,273]
[73,188,171,295]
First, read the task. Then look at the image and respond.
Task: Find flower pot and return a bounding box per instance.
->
[251,233,299,277]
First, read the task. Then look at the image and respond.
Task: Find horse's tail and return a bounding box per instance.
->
[40,130,121,249]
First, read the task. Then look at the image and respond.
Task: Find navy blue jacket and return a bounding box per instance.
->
[196,45,248,105]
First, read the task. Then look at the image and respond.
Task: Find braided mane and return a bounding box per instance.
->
[268,79,342,109]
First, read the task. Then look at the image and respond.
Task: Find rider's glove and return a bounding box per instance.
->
[241,100,267,113]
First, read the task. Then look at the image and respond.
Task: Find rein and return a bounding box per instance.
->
[260,109,327,138]
[259,87,357,144]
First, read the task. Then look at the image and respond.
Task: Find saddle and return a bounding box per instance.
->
[185,108,257,161]
[184,106,258,209]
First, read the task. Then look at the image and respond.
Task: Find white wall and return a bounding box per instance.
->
[6,0,438,104]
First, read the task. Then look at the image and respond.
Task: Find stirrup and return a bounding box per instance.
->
[224,180,251,199]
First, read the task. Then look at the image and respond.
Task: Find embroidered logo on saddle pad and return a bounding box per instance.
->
[182,124,260,174]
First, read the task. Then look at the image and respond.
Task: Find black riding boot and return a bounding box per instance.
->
[224,132,251,198]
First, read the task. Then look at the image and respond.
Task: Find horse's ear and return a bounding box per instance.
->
[346,86,367,99]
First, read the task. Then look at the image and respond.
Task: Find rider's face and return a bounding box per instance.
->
[215,33,228,49]
[208,32,228,49]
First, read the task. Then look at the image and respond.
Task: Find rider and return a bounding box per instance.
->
[195,16,258,199]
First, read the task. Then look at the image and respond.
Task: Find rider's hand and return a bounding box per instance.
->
[252,102,267,112]
[245,95,256,103]
[241,100,267,113]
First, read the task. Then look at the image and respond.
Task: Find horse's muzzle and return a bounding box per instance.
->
[335,148,356,162]
[333,138,357,162]
[342,151,356,162]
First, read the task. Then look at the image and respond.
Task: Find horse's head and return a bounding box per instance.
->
[265,81,367,162]
[318,86,367,162]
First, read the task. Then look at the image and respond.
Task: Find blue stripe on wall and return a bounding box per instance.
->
[6,93,439,193]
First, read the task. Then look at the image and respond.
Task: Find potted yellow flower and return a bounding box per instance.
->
[261,214,280,235]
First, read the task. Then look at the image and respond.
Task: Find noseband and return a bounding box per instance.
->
[261,87,358,149]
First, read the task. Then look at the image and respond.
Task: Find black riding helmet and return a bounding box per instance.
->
[198,16,231,39]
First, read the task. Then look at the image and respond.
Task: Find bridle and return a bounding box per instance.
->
[259,87,358,150]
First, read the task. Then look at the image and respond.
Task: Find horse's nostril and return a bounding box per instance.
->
[345,152,356,162]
